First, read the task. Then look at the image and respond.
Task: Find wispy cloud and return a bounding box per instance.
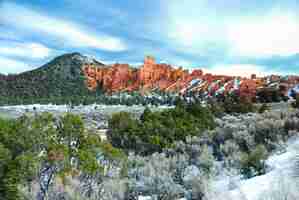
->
[0,0,298,75]
[164,1,299,58]
[0,2,127,52]
[0,42,51,59]
[228,13,299,57]
[202,64,275,78]
[0,56,30,74]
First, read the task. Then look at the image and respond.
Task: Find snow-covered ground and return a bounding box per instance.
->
[0,102,290,119]
[213,137,299,200]
[0,104,171,119]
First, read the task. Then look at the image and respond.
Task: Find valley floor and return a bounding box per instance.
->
[1,102,298,200]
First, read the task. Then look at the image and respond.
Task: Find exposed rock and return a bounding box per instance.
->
[82,55,299,101]
[83,56,201,94]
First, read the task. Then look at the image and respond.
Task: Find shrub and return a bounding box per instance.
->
[216,94,257,114]
[292,95,299,109]
[0,113,115,200]
[258,103,270,114]
[257,88,283,103]
[198,145,215,174]
[108,102,215,155]
[240,145,268,178]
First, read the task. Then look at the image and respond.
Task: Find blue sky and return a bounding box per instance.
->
[0,0,299,76]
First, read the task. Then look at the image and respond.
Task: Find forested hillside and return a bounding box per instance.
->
[0,53,102,105]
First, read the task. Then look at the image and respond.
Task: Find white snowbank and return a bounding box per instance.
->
[213,137,299,200]
[0,104,171,115]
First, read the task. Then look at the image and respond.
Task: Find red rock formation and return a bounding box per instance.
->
[83,63,136,92]
[239,79,257,102]
[82,56,199,93]
[81,56,299,102]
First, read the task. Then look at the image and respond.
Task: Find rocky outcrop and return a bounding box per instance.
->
[82,56,198,93]
[83,63,136,92]
[82,55,299,102]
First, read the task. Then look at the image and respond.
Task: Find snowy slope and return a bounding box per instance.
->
[213,137,299,200]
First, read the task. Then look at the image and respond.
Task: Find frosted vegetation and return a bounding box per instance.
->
[0,101,299,200]
[0,104,171,119]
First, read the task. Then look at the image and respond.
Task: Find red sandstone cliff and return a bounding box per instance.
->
[82,56,200,93]
[82,56,288,101]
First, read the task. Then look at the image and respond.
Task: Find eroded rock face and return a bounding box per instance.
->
[239,79,257,102]
[82,56,200,93]
[82,56,299,101]
[83,63,136,92]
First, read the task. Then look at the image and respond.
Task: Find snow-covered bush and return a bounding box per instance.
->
[12,105,299,200]
[127,153,186,199]
[98,179,129,200]
[208,109,299,178]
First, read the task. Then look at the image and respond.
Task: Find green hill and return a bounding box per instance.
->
[0,53,104,105]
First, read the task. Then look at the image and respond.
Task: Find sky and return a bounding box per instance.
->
[0,0,299,76]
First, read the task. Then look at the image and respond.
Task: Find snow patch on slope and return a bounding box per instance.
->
[213,137,299,200]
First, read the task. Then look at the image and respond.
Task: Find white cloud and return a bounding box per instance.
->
[0,42,51,59]
[164,1,299,58]
[0,56,31,74]
[227,13,299,57]
[163,0,227,55]
[169,21,215,47]
[128,62,143,67]
[173,59,194,68]
[158,57,195,68]
[202,64,278,77]
[0,3,127,52]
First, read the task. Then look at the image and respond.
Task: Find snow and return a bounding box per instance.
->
[0,104,171,120]
[288,84,299,98]
[138,197,151,200]
[189,79,201,86]
[0,104,134,112]
[138,196,186,200]
[213,137,299,200]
